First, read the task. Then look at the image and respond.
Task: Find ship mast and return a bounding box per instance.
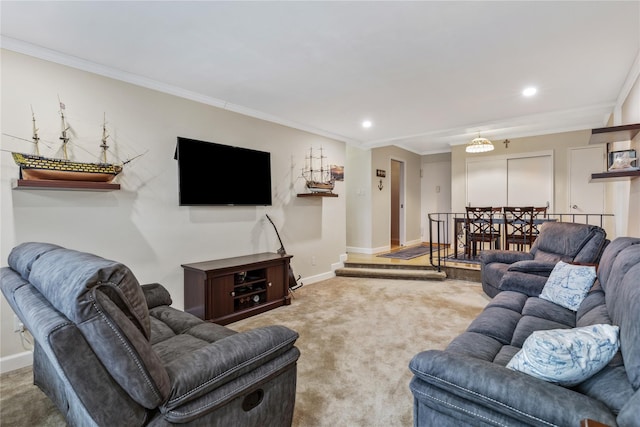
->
[301,146,332,184]
[30,105,40,156]
[58,101,70,160]
[309,147,315,182]
[100,113,110,164]
[319,146,326,181]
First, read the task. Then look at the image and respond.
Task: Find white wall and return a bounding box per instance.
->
[0,50,346,368]
[370,146,422,252]
[346,144,422,254]
[420,153,451,242]
[345,145,372,252]
[621,70,640,237]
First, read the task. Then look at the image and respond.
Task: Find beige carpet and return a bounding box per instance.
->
[0,276,489,426]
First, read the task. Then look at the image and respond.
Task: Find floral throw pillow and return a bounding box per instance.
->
[539,261,596,311]
[506,324,619,386]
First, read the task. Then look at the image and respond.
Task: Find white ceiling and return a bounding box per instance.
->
[1,1,639,154]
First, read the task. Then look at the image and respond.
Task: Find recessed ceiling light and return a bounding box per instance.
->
[522,87,537,97]
[362,120,372,128]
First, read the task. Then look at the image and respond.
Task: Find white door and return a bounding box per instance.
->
[507,155,553,209]
[466,158,507,207]
[466,154,552,208]
[568,146,605,225]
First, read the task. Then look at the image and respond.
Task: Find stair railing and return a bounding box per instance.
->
[427,212,614,270]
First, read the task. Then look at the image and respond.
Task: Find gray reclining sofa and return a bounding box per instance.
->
[481,222,608,298]
[1,242,300,426]
[409,236,640,426]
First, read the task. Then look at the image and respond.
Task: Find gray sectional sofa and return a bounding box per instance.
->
[409,237,640,426]
[1,242,300,426]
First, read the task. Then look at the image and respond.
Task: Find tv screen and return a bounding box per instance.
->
[175,137,272,206]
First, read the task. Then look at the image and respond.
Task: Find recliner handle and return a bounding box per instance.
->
[242,389,264,412]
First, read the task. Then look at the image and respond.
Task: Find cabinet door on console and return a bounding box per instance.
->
[209,275,234,319]
[266,265,285,301]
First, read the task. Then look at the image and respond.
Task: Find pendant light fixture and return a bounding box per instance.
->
[466,134,494,153]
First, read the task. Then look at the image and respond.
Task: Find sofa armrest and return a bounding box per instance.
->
[495,260,558,296]
[141,283,173,308]
[507,260,557,275]
[162,325,299,411]
[480,250,533,265]
[498,271,549,296]
[409,350,616,426]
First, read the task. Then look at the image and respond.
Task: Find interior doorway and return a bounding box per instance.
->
[390,159,405,248]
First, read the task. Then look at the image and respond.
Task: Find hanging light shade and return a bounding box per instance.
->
[466,135,494,153]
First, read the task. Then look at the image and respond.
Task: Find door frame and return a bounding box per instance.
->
[390,158,406,247]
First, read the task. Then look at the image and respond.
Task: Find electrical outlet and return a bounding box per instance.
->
[13,315,24,333]
[311,256,317,266]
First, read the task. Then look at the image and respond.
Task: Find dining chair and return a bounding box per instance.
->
[503,206,535,251]
[528,206,548,246]
[465,206,501,258]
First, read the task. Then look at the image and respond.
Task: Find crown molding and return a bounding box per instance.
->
[1,36,358,146]
[361,103,614,155]
[614,48,640,125]
[1,36,623,155]
[616,48,640,109]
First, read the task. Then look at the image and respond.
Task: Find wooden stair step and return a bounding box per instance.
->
[342,262,435,270]
[335,266,446,281]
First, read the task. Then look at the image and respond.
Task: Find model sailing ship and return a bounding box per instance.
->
[301,146,335,193]
[10,104,130,183]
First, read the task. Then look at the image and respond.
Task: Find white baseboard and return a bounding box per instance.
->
[298,252,345,286]
[405,238,422,247]
[331,254,346,272]
[347,241,425,255]
[346,245,390,255]
[0,351,33,374]
[345,246,370,254]
[300,270,336,285]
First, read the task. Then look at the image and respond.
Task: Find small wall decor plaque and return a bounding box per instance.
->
[330,165,344,181]
[376,169,386,178]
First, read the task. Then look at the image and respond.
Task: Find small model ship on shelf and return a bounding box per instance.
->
[301,146,335,193]
[608,151,638,172]
[8,103,136,183]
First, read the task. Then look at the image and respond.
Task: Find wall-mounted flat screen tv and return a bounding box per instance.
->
[175,137,272,206]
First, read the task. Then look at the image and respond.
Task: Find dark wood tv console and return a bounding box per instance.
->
[182,252,293,325]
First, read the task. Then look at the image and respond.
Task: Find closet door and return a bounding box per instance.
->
[466,152,553,209]
[466,158,507,207]
[507,155,553,209]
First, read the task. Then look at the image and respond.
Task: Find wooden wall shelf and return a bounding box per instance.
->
[590,170,640,182]
[588,123,639,180]
[12,179,120,191]
[297,193,338,198]
[589,123,640,144]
